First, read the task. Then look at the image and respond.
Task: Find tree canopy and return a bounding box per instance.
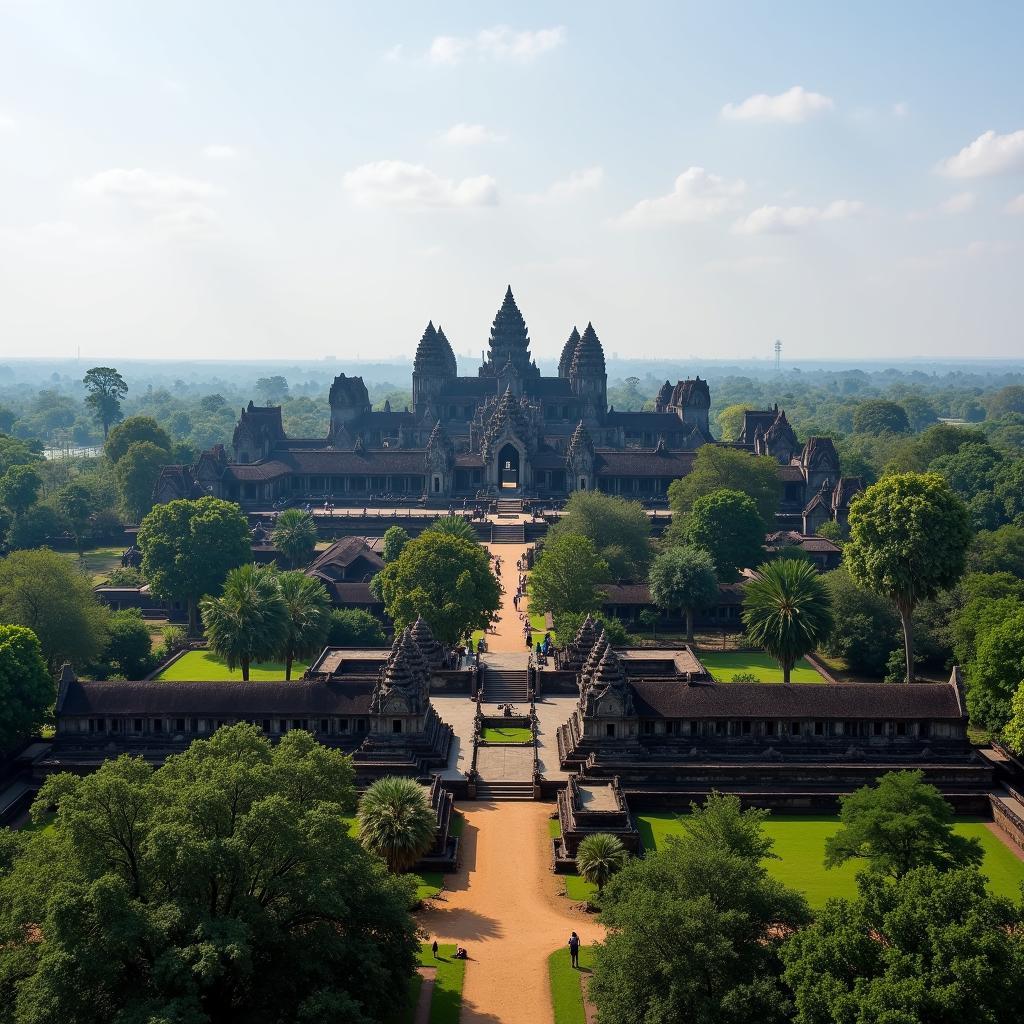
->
[327,607,387,647]
[0,464,42,517]
[546,490,652,579]
[682,488,766,582]
[101,608,154,679]
[357,776,437,874]
[589,792,810,1024]
[0,724,420,1024]
[529,533,610,617]
[271,508,318,569]
[104,415,172,464]
[138,496,252,634]
[824,770,983,878]
[82,366,127,438]
[200,563,290,681]
[820,566,900,676]
[853,398,911,435]
[743,559,833,683]
[648,545,718,642]
[276,570,331,680]
[0,548,110,672]
[668,444,781,526]
[114,440,171,521]
[0,624,52,752]
[372,530,500,645]
[381,525,409,563]
[845,472,972,681]
[782,866,1024,1024]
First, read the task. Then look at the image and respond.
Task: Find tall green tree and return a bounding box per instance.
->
[589,793,810,1024]
[425,514,478,543]
[576,833,630,897]
[138,496,252,635]
[1003,682,1024,756]
[967,608,1024,732]
[0,464,42,517]
[0,548,110,672]
[276,570,331,680]
[820,566,900,676]
[104,415,172,464]
[683,488,766,582]
[0,624,53,751]
[853,398,911,435]
[742,559,833,683]
[372,530,500,645]
[0,725,420,1024]
[547,490,652,579]
[101,608,154,679]
[668,445,781,525]
[114,440,171,522]
[648,546,718,642]
[382,524,410,563]
[82,366,127,439]
[55,481,94,556]
[529,533,610,617]
[824,770,983,878]
[782,866,1024,1024]
[845,472,972,682]
[327,607,387,647]
[357,776,437,874]
[201,563,290,681]
[271,508,318,568]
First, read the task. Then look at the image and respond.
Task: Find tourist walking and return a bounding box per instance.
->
[432,939,439,959]
[568,931,580,968]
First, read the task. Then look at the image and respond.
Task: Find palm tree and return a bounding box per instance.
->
[426,515,478,544]
[276,571,332,680]
[742,558,834,683]
[271,509,318,569]
[200,563,289,681]
[575,833,630,897]
[357,776,437,873]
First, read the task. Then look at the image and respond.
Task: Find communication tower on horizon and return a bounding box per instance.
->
[774,339,782,372]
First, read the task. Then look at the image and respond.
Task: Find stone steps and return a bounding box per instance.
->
[496,499,523,514]
[491,522,525,544]
[475,780,534,801]
[484,669,530,702]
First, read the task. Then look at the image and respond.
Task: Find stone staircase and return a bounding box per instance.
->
[484,668,530,702]
[491,522,525,543]
[497,498,523,514]
[475,779,534,801]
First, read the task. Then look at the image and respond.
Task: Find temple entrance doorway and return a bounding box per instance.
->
[499,444,520,490]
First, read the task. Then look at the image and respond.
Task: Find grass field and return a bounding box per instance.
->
[479,726,532,744]
[548,817,562,839]
[59,545,124,584]
[696,651,823,683]
[560,812,1024,909]
[548,946,596,1024]
[389,944,466,1024]
[154,650,290,681]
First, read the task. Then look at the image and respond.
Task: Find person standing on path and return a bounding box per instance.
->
[568,931,580,968]
[432,939,438,959]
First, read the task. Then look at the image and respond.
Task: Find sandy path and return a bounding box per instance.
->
[484,543,534,654]
[419,801,605,1024]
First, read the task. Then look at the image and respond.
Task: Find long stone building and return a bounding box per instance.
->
[155,288,861,525]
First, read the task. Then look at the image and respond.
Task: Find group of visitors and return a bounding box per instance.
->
[428,934,578,967]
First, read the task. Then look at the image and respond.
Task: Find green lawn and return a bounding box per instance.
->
[564,874,597,903]
[548,946,596,1024]
[548,817,562,839]
[154,650,290,681]
[60,545,124,584]
[696,651,824,683]
[389,944,466,1024]
[479,726,532,744]
[635,812,1024,908]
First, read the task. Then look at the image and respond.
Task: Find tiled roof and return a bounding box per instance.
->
[630,680,962,719]
[308,537,384,576]
[778,464,806,482]
[59,679,375,716]
[595,450,696,476]
[604,411,689,430]
[328,581,382,604]
[227,449,428,479]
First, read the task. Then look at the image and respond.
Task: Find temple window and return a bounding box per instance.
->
[133,718,143,732]
[393,720,403,733]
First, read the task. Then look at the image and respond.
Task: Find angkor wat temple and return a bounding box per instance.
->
[155,288,861,527]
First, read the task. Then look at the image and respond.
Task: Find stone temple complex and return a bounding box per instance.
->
[155,287,861,527]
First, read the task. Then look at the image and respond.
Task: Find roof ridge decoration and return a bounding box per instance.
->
[582,645,635,717]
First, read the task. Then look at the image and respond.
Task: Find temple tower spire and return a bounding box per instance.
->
[479,286,539,379]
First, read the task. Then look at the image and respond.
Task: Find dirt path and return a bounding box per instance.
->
[484,543,533,654]
[419,801,605,1024]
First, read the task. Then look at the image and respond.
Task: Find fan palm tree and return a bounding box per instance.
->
[357,776,437,873]
[575,832,630,896]
[276,570,332,679]
[742,558,834,683]
[200,563,289,681]
[426,515,478,544]
[271,508,318,569]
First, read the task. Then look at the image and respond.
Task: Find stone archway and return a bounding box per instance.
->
[499,443,520,490]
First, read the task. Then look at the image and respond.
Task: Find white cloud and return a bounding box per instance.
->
[937,129,1024,178]
[1006,193,1024,215]
[441,123,506,145]
[733,199,863,235]
[617,167,746,227]
[721,86,834,123]
[0,221,77,245]
[938,191,976,215]
[75,168,219,207]
[428,25,565,65]
[892,101,910,118]
[342,160,498,208]
[704,254,786,273]
[530,166,604,202]
[202,143,239,160]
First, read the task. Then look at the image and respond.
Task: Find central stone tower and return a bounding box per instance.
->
[479,286,540,379]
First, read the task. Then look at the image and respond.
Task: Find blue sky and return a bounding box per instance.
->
[1,1,1022,362]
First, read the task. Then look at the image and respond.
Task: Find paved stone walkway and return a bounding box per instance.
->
[474,745,534,781]
[420,801,605,1024]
